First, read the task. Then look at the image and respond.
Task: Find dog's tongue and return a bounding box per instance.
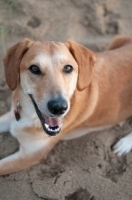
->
[45,117,60,127]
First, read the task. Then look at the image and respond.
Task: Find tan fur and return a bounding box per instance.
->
[1,35,132,175]
[108,35,132,50]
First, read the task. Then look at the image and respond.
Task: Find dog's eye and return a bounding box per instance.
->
[28,65,41,75]
[63,65,73,74]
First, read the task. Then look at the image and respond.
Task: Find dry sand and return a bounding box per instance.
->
[0,0,132,199]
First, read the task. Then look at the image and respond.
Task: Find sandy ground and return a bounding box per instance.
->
[0,0,132,199]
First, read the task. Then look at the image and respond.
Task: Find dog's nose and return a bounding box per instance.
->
[48,99,68,115]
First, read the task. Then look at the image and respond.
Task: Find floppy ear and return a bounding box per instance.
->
[66,40,96,91]
[3,38,32,91]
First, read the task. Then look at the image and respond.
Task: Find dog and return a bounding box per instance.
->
[0,35,132,175]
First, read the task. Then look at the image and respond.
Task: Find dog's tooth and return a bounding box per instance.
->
[45,124,49,129]
[46,125,61,133]
[48,127,53,132]
[55,127,60,132]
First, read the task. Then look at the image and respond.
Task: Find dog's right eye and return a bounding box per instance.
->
[28,65,41,75]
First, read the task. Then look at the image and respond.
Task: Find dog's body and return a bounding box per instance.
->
[0,35,132,175]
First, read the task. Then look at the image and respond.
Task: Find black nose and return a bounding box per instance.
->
[48,98,68,115]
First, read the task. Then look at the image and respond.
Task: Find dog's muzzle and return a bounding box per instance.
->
[29,94,67,136]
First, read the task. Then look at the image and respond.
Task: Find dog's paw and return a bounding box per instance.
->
[113,132,132,156]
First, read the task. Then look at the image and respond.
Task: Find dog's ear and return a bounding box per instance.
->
[3,38,32,91]
[66,40,96,91]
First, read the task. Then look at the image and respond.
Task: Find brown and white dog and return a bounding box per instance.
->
[0,35,132,175]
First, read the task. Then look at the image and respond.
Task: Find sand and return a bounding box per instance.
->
[0,0,132,199]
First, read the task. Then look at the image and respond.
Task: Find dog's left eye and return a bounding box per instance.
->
[28,65,41,75]
[63,65,73,74]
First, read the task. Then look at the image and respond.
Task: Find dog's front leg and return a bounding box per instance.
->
[0,147,43,175]
[0,111,12,133]
[0,133,62,175]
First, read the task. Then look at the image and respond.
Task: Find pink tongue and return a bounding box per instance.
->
[45,117,60,127]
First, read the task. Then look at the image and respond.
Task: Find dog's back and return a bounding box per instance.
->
[108,35,132,50]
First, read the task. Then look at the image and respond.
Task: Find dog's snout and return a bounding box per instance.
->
[48,98,68,115]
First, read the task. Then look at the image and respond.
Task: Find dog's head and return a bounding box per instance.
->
[4,39,96,136]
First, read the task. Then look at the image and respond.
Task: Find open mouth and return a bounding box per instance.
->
[29,94,62,136]
[43,116,62,136]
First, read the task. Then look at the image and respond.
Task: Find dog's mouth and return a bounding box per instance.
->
[29,94,62,136]
[43,115,62,136]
